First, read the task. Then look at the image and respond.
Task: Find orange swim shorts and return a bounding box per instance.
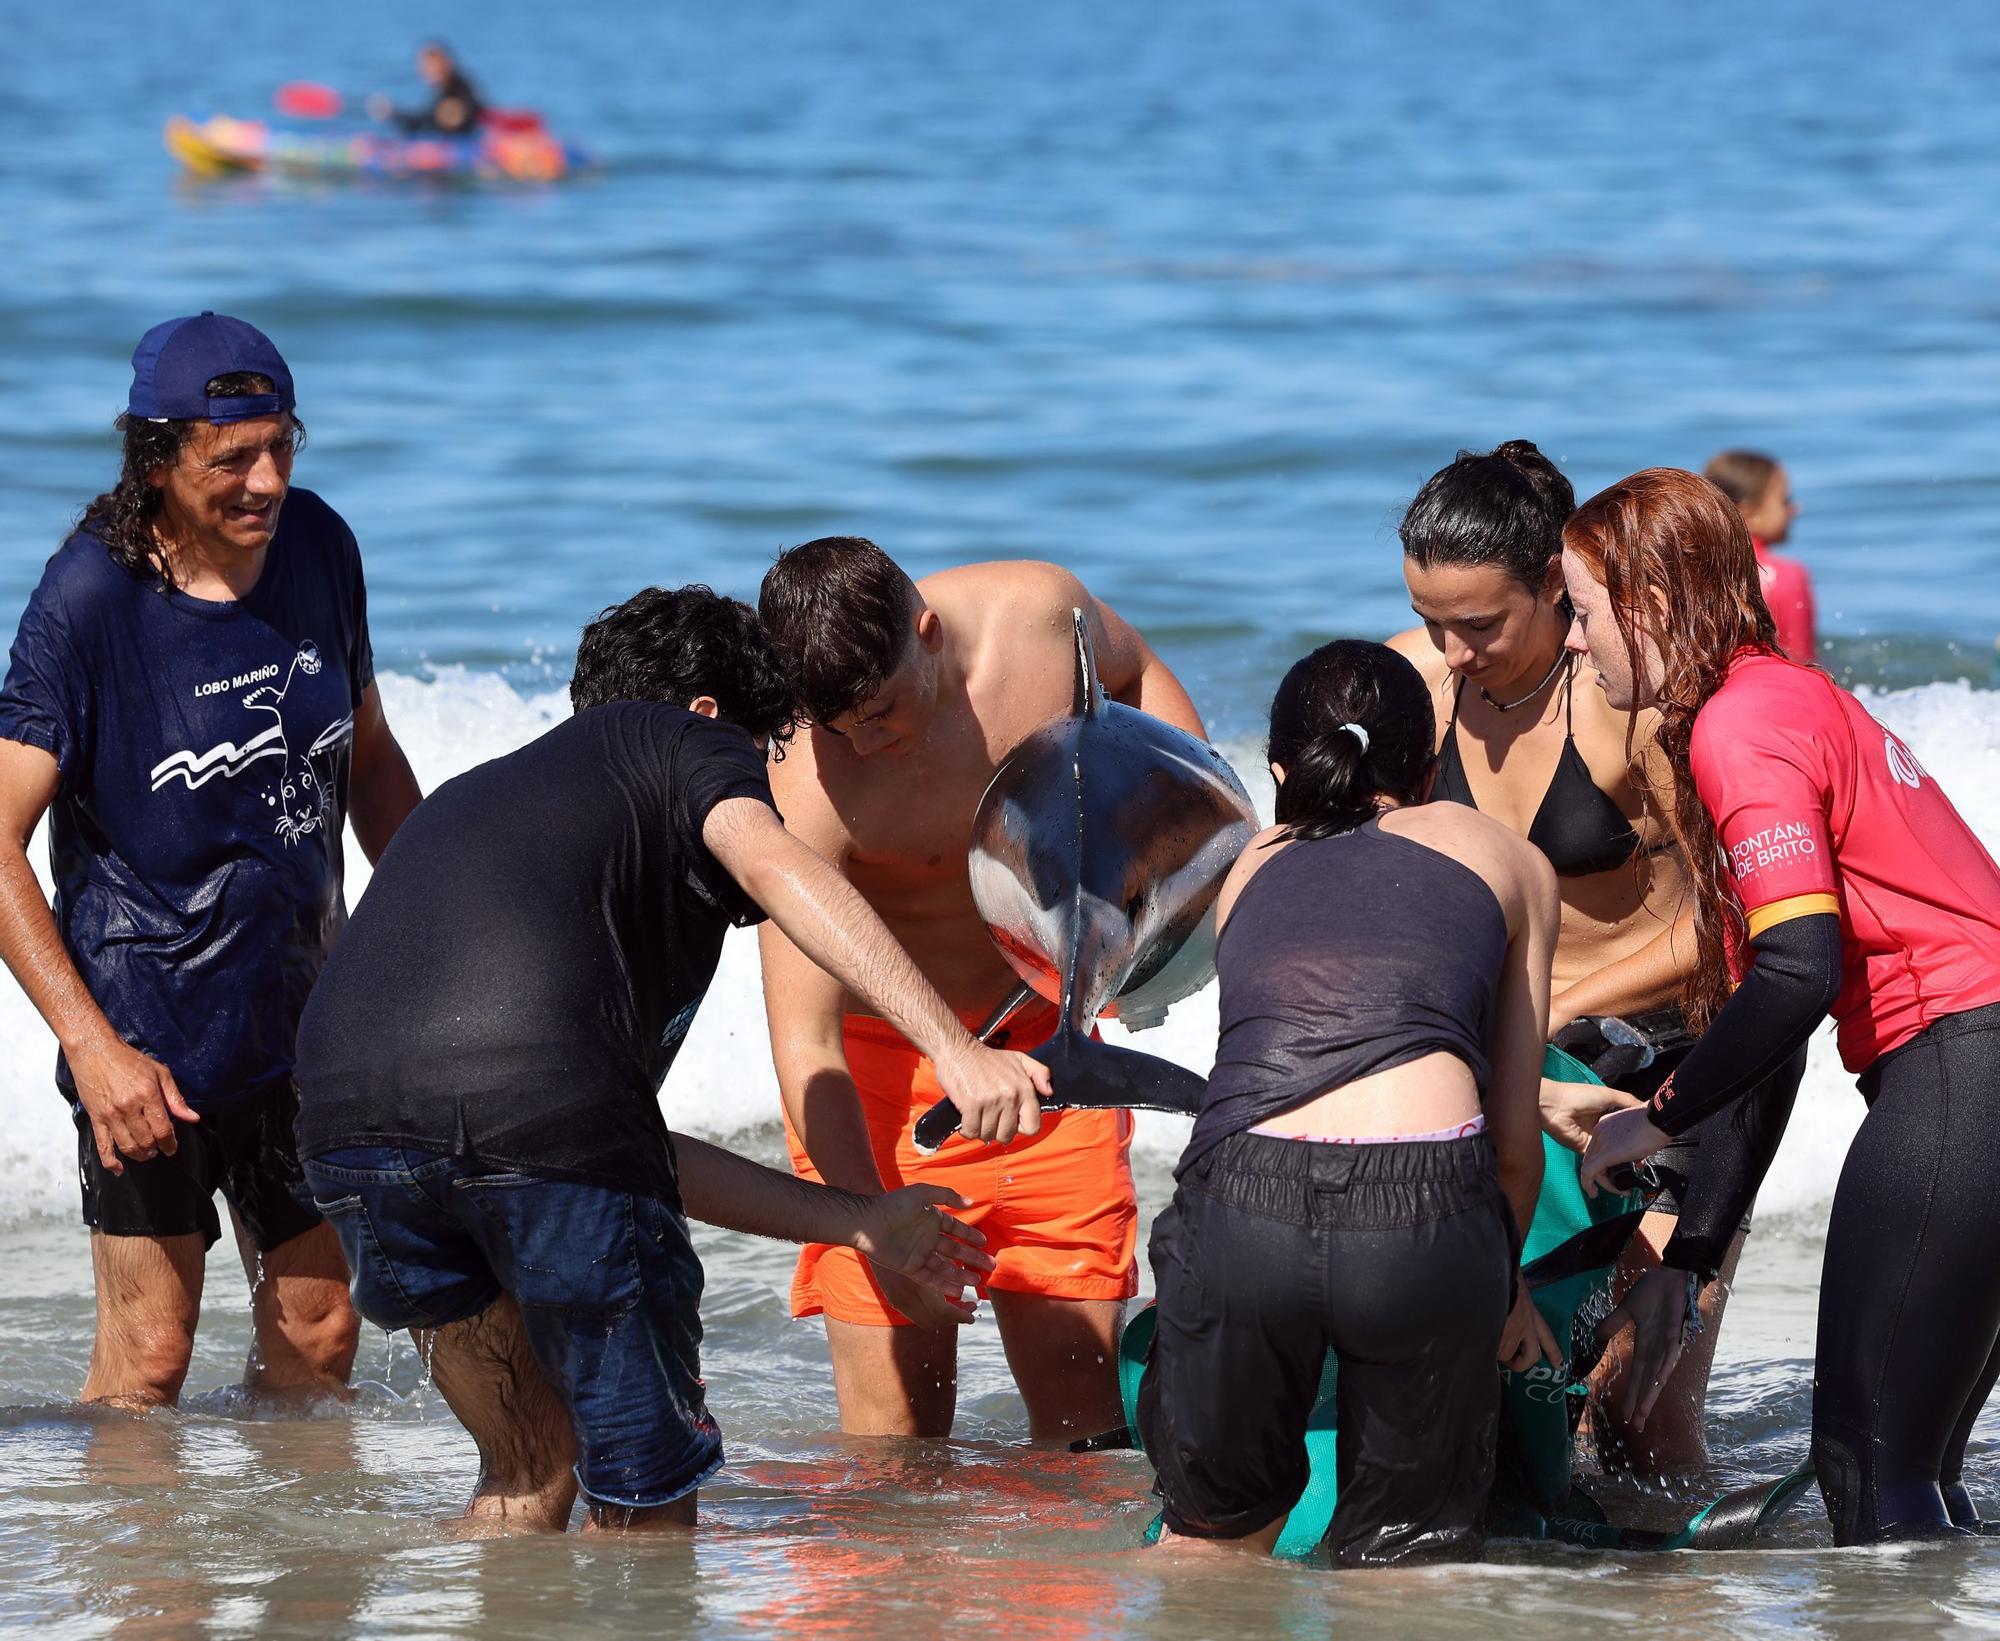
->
[785,1003,1138,1327]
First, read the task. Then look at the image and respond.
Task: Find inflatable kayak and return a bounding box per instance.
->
[1097,1045,1818,1557]
[165,114,588,182]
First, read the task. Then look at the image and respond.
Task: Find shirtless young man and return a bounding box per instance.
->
[757,538,1208,1441]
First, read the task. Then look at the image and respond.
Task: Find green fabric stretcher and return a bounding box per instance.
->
[1115,1046,1815,1556]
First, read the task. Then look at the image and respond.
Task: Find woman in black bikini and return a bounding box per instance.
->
[1386,441,1806,1470]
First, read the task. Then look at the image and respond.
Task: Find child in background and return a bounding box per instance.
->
[1704,451,1815,661]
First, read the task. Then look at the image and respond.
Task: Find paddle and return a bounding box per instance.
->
[276,80,551,135]
[276,81,351,119]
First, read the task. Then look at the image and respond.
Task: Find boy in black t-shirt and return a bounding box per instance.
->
[293,587,1050,1532]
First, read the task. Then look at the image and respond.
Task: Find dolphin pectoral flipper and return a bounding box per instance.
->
[1030,1029,1207,1116]
[911,1030,1206,1154]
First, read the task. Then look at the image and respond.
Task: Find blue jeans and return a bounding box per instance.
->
[302,1146,722,1509]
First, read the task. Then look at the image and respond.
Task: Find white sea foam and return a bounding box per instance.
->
[3,673,1998,1226]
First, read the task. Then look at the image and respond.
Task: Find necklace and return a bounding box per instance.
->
[1479,650,1569,713]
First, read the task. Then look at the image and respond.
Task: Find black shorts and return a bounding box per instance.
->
[1139,1129,1514,1565]
[65,1081,322,1253]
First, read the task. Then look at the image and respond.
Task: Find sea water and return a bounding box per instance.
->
[5,0,2000,1634]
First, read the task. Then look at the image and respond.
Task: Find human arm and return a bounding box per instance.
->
[346,682,422,864]
[1580,913,1841,1195]
[710,798,1052,1142]
[1488,834,1564,1372]
[760,914,887,1194]
[670,1133,995,1319]
[756,915,990,1330]
[0,739,197,1172]
[1661,1041,1805,1278]
[1539,903,1695,1145]
[1488,843,1558,1239]
[1083,587,1207,740]
[374,99,430,134]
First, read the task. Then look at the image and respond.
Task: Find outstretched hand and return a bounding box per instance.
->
[932,1042,1053,1146]
[1578,1103,1670,1196]
[1539,1076,1644,1154]
[854,1185,996,1327]
[1595,1267,1692,1433]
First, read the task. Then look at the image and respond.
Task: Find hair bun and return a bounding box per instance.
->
[1492,439,1544,463]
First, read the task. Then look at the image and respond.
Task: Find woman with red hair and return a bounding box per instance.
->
[1564,466,2000,1545]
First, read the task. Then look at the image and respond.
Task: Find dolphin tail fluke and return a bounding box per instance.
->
[1069,607,1104,721]
[1032,1027,1207,1117]
[910,1026,1206,1154]
[1545,1465,1818,1552]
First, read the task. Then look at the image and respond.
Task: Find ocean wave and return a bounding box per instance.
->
[3,669,1996,1226]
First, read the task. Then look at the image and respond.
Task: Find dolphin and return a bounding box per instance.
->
[912,609,1258,1151]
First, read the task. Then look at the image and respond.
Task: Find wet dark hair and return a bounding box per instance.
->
[1266,640,1436,842]
[570,584,798,750]
[757,536,918,726]
[79,373,304,586]
[1399,439,1575,593]
[1702,449,1780,508]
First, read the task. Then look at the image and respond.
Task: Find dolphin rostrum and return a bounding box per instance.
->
[912,609,1258,1152]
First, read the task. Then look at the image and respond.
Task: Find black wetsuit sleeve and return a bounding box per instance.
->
[1659,1043,1805,1280]
[1646,913,1843,1138]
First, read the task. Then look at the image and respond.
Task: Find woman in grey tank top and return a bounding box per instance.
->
[1138,641,1562,1566]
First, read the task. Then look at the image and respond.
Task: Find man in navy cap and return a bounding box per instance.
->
[0,312,422,1408]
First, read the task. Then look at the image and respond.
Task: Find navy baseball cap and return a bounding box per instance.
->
[128,312,296,423]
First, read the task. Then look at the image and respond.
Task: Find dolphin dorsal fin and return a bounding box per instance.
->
[1071,607,1104,720]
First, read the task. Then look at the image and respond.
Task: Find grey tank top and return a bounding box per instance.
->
[1181,815,1507,1176]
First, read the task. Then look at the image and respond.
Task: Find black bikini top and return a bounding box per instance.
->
[1431,657,1642,878]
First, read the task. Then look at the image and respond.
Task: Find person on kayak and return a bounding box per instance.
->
[368,42,486,137]
[1567,466,2000,1544]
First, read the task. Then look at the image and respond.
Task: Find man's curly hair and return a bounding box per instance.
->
[570,584,798,749]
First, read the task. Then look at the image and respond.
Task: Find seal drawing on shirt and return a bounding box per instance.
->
[242,643,353,842]
[149,642,354,843]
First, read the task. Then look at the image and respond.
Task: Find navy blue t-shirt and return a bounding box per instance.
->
[0,487,374,1110]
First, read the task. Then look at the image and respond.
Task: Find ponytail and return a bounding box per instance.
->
[1273,722,1378,842]
[1267,643,1434,843]
[1400,438,1576,593]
